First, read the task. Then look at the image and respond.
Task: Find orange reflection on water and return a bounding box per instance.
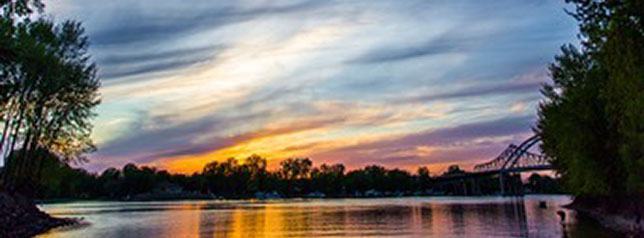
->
[160,202,202,236]
[38,196,620,238]
[197,200,432,237]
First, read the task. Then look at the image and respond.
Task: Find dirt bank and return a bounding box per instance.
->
[0,192,77,237]
[566,196,643,237]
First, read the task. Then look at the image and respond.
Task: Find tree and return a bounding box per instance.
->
[279,158,312,180]
[526,173,561,194]
[0,4,100,193]
[385,169,413,193]
[243,154,268,192]
[0,0,44,64]
[416,166,433,191]
[344,165,388,193]
[121,164,158,196]
[311,163,345,195]
[279,158,312,195]
[537,0,643,198]
[442,165,465,177]
[98,167,122,198]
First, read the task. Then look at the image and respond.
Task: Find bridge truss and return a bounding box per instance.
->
[473,135,551,174]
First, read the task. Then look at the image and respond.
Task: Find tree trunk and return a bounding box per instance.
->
[0,105,13,153]
[4,87,30,191]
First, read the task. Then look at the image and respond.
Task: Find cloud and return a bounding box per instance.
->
[391,115,534,146]
[351,37,463,64]
[88,1,324,47]
[51,0,330,82]
[390,69,550,105]
[399,80,543,103]
[98,45,222,80]
[43,0,577,173]
[306,115,535,169]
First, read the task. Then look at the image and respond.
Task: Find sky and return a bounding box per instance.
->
[45,0,578,174]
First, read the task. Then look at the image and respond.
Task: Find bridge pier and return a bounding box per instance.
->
[472,178,481,195]
[499,173,525,196]
[499,172,506,196]
[460,179,469,196]
[462,179,467,195]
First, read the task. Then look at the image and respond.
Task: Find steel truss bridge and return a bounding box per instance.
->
[473,135,551,174]
[437,135,553,195]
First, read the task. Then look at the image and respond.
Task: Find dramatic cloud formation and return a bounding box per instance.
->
[45,0,577,173]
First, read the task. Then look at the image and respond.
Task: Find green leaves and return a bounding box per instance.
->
[538,0,643,197]
[1,2,100,191]
[0,0,43,25]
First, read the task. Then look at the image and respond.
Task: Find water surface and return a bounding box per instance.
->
[38,195,619,237]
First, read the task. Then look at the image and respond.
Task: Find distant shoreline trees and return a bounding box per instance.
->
[10,153,562,200]
[0,0,100,194]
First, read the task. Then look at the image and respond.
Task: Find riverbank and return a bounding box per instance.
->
[0,192,78,237]
[566,196,643,236]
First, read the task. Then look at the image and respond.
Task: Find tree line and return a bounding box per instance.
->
[0,151,561,200]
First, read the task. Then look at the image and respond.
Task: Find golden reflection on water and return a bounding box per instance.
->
[165,202,202,236]
[196,199,532,237]
[38,196,620,238]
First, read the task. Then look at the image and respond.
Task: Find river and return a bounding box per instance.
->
[37,195,619,237]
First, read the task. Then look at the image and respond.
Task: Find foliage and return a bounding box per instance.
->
[537,0,643,197]
[9,154,562,200]
[442,165,466,177]
[279,157,312,180]
[310,163,344,195]
[416,166,433,191]
[526,173,562,194]
[0,0,100,193]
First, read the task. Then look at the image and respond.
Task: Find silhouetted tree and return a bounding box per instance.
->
[278,158,312,195]
[311,163,345,196]
[0,2,100,193]
[442,165,465,177]
[537,0,643,198]
[202,158,242,196]
[243,154,268,193]
[416,166,433,191]
[27,157,564,200]
[526,173,562,194]
[279,157,312,180]
[98,167,121,198]
[385,169,413,193]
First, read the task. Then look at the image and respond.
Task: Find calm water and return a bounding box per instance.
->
[38,195,619,238]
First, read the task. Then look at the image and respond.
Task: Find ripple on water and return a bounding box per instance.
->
[38,195,621,238]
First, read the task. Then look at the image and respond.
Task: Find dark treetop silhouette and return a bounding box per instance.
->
[11,152,561,200]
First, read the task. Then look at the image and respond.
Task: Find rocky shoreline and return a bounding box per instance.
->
[0,192,78,237]
[565,198,643,237]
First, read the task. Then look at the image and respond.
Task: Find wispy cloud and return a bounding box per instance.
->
[306,115,535,170]
[45,0,577,173]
